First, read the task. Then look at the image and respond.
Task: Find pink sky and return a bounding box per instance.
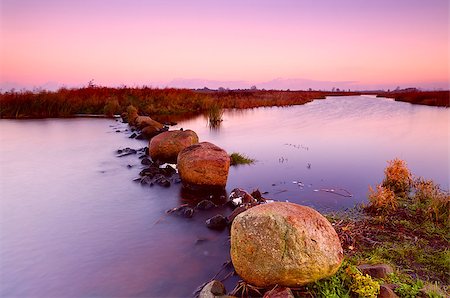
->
[1,0,448,90]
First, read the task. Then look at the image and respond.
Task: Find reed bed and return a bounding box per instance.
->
[0,86,359,119]
[377,90,449,107]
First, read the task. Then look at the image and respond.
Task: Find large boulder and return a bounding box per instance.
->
[230,202,343,287]
[177,142,230,188]
[149,130,199,163]
[134,116,164,130]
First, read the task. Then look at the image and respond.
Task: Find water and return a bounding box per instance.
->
[0,95,448,297]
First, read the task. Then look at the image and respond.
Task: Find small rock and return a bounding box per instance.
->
[117,148,137,157]
[160,165,176,177]
[263,287,294,298]
[115,129,121,133]
[141,158,153,165]
[127,164,133,168]
[139,167,160,178]
[199,280,226,298]
[140,176,153,185]
[251,189,263,201]
[167,205,194,218]
[358,264,393,279]
[155,175,171,187]
[196,200,217,210]
[206,214,228,230]
[229,188,257,208]
[129,133,137,139]
[379,284,399,298]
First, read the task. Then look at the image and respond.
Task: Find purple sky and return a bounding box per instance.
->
[1,0,448,90]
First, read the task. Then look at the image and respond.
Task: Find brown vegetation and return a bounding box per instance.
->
[0,86,359,119]
[377,90,449,107]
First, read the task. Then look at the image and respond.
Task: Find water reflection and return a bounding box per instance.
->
[0,96,448,297]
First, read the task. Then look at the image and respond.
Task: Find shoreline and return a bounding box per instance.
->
[1,88,448,119]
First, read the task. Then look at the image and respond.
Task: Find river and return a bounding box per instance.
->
[0,95,448,297]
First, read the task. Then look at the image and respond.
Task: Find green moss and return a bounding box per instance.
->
[230,152,255,166]
[312,263,380,298]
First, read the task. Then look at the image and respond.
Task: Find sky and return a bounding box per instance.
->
[0,0,449,91]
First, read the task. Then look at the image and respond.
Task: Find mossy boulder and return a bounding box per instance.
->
[177,142,230,188]
[230,202,343,287]
[149,130,198,163]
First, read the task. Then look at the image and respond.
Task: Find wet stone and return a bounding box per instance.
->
[116,148,137,157]
[154,175,171,187]
[141,158,153,165]
[160,165,176,177]
[196,200,217,210]
[206,214,228,230]
[167,205,194,218]
[129,133,137,139]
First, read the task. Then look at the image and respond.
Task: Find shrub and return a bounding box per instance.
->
[382,158,412,196]
[414,178,450,226]
[313,264,379,298]
[367,184,397,213]
[103,98,120,117]
[345,266,380,298]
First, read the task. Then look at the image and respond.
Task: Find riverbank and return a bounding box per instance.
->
[1,87,448,119]
[196,159,449,297]
[376,90,449,107]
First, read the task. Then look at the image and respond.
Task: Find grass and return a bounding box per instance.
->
[230,152,255,165]
[377,90,449,107]
[207,103,224,128]
[312,262,379,298]
[324,158,449,297]
[0,86,362,119]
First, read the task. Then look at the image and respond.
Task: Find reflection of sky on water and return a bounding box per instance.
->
[176,95,449,211]
[0,95,448,297]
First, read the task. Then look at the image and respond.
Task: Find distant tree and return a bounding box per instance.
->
[308,88,312,91]
[250,85,257,90]
[336,88,340,92]
[218,87,225,92]
[332,87,335,92]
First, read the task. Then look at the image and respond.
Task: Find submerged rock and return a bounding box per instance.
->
[116,148,137,157]
[196,200,217,210]
[166,205,194,218]
[177,142,230,188]
[149,130,199,163]
[230,202,343,287]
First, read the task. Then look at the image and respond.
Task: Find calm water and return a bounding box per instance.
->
[0,95,448,297]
